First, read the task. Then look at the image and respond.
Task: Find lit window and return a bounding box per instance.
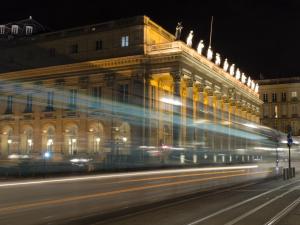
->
[274,105,278,118]
[11,25,19,34]
[263,93,268,102]
[96,40,102,50]
[292,91,297,98]
[25,26,33,35]
[121,35,129,47]
[272,93,277,102]
[0,25,5,34]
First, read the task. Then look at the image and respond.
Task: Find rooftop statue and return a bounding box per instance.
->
[215,53,221,66]
[186,30,194,47]
[235,68,241,80]
[197,40,204,55]
[241,73,247,84]
[207,46,213,60]
[223,58,229,72]
[175,22,183,40]
[229,64,235,76]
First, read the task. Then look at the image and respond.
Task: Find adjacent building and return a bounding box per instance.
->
[259,77,300,135]
[0,15,262,158]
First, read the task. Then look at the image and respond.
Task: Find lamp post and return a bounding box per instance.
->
[71,138,76,155]
[7,139,12,155]
[27,139,32,154]
[96,137,100,153]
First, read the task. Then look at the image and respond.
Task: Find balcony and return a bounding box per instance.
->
[22,112,34,120]
[40,111,56,119]
[0,113,14,121]
[292,114,298,118]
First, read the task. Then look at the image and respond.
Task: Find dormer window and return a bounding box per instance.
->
[11,25,19,34]
[0,25,5,34]
[25,26,33,35]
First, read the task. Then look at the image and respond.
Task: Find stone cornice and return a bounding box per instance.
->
[147,41,262,106]
[0,55,146,81]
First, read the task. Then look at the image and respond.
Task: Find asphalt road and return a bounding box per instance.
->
[0,164,290,225]
[94,177,300,225]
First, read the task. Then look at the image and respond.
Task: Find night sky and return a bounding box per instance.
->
[1,0,300,79]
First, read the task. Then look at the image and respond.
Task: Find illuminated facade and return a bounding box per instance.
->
[259,77,300,135]
[0,16,262,158]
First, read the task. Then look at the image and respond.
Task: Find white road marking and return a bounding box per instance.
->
[224,186,300,225]
[0,165,258,188]
[185,180,300,225]
[264,196,300,225]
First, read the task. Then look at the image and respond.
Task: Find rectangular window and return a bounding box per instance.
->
[263,93,268,102]
[272,93,277,102]
[281,92,286,102]
[6,96,13,114]
[263,105,268,117]
[292,104,297,114]
[49,48,56,57]
[274,105,278,118]
[70,44,78,54]
[25,26,33,35]
[118,84,129,103]
[282,104,287,116]
[96,40,102,50]
[90,86,102,108]
[0,25,5,34]
[25,94,33,113]
[46,91,54,111]
[121,35,129,47]
[69,89,77,110]
[292,91,297,98]
[11,25,18,34]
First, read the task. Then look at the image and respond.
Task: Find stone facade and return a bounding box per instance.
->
[0,16,262,158]
[259,77,300,135]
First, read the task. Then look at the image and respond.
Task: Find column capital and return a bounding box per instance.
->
[170,70,183,82]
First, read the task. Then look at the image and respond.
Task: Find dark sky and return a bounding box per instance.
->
[1,0,300,79]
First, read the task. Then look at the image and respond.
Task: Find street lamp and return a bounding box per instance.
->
[72,138,77,154]
[47,139,53,152]
[27,139,33,154]
[96,137,100,153]
[7,139,12,155]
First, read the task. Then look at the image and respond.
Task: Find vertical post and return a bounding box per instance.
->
[288,145,291,169]
[172,72,181,147]
[186,79,194,147]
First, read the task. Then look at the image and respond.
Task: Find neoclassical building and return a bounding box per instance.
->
[259,77,300,135]
[0,16,262,158]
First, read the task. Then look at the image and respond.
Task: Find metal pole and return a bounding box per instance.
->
[289,145,291,169]
[209,16,214,47]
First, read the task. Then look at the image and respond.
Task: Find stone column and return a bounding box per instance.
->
[186,79,194,146]
[172,72,182,147]
[143,75,151,146]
